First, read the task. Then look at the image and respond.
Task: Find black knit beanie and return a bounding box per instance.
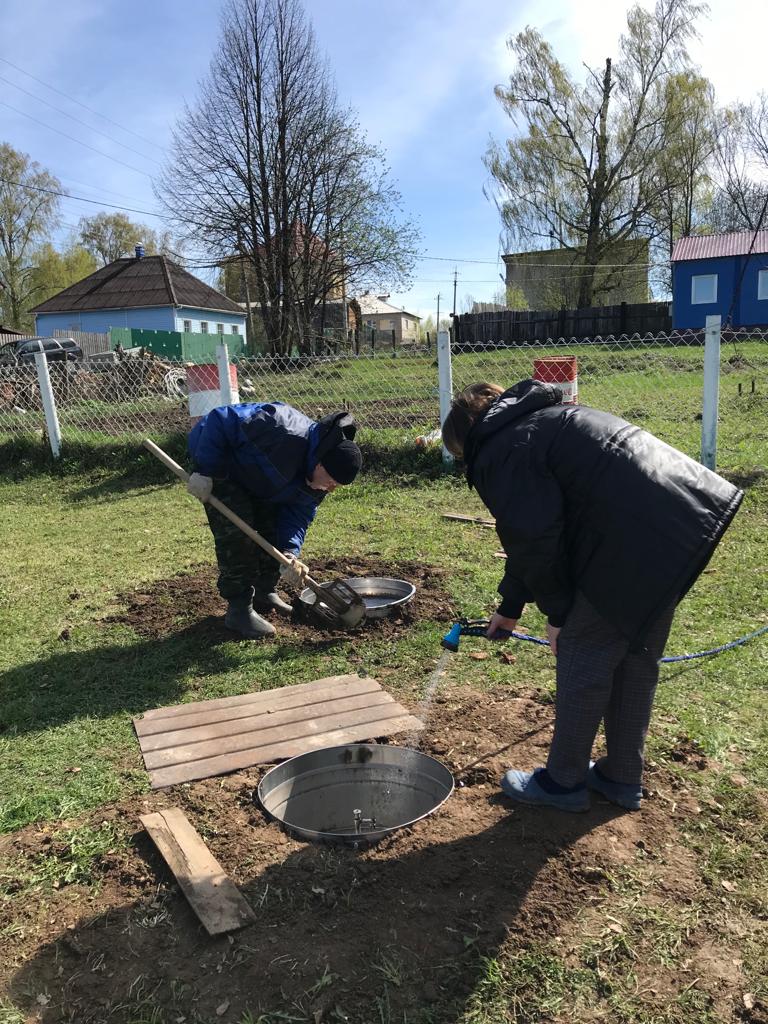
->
[320,440,363,484]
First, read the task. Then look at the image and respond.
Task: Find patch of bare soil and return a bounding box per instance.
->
[104,555,457,642]
[2,685,750,1024]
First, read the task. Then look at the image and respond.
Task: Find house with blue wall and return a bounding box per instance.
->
[671,230,768,330]
[31,247,247,344]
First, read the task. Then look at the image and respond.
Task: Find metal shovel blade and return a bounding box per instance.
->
[303,579,366,628]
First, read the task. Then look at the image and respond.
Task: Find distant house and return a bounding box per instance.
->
[357,291,421,344]
[671,230,768,330]
[31,247,247,343]
[503,239,649,309]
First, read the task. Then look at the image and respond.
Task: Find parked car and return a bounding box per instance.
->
[0,337,83,367]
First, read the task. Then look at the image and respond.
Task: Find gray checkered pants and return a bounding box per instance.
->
[546,592,676,788]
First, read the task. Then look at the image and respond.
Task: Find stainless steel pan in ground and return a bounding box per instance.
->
[298,576,416,621]
[258,743,453,846]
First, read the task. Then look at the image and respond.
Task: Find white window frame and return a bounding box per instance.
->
[182,319,192,332]
[691,274,717,305]
[758,268,768,300]
[216,323,225,334]
[231,324,239,334]
[200,321,209,334]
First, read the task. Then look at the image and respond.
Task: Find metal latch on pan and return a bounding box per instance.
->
[353,809,377,834]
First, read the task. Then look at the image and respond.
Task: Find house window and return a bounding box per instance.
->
[183,319,192,332]
[759,269,768,300]
[691,274,717,305]
[216,323,225,334]
[200,321,209,334]
[231,325,239,334]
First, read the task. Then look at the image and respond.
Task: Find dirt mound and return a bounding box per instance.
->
[105,555,457,642]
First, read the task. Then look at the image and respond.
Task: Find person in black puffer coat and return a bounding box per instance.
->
[442,379,743,813]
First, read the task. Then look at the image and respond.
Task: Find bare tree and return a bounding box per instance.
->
[709,105,768,232]
[485,0,706,307]
[0,143,60,330]
[157,0,418,356]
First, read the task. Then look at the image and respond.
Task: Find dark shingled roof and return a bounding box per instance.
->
[30,255,244,315]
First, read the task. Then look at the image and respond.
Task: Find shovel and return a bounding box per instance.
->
[143,439,366,629]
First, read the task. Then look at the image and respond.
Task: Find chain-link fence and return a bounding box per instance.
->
[1,325,766,470]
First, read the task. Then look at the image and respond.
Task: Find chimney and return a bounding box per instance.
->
[135,244,145,259]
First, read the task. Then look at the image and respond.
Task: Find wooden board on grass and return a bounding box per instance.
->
[134,674,423,789]
[140,807,255,936]
[442,513,496,528]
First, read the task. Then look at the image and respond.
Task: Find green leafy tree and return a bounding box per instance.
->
[0,143,60,330]
[486,0,705,307]
[30,243,98,307]
[78,212,178,265]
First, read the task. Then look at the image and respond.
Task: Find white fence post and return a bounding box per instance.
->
[437,329,454,465]
[701,314,721,470]
[216,342,235,406]
[34,348,62,458]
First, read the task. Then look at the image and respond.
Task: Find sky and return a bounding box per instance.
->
[1,0,766,320]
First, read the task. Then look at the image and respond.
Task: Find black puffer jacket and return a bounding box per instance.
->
[464,380,743,646]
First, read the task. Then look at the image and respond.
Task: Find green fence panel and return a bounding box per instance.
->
[108,327,246,363]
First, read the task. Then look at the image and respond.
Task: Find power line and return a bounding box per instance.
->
[0,54,158,149]
[0,177,163,218]
[0,74,162,166]
[0,100,152,179]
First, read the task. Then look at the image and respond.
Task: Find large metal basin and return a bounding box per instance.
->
[298,576,416,620]
[258,743,453,846]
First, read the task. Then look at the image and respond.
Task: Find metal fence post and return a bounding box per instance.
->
[701,314,721,470]
[437,328,454,466]
[34,348,62,458]
[216,342,235,406]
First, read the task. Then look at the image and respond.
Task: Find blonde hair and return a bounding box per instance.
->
[441,382,504,458]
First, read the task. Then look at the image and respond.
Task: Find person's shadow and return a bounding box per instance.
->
[8,796,624,1023]
[0,617,350,738]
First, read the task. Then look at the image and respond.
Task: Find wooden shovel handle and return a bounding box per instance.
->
[142,438,327,598]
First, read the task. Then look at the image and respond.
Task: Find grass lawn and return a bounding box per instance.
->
[0,361,766,1023]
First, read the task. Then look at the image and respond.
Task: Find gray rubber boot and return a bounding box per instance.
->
[252,591,293,616]
[224,593,276,639]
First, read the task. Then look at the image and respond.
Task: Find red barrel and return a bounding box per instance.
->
[533,355,578,405]
[187,363,239,423]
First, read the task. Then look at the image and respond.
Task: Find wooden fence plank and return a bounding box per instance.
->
[140,808,255,936]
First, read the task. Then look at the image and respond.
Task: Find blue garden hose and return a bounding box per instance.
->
[441,618,768,663]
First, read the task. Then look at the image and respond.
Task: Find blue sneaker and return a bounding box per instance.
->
[500,768,590,812]
[587,762,642,811]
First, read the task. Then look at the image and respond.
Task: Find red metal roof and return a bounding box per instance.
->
[671,230,768,262]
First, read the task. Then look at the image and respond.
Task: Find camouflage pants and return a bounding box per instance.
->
[204,478,282,600]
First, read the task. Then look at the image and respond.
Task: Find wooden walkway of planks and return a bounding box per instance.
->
[134,674,423,789]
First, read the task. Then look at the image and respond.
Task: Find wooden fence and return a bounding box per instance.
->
[452,301,673,349]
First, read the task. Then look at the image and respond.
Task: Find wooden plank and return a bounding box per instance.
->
[143,700,408,770]
[136,676,380,738]
[493,551,506,559]
[442,513,496,527]
[140,808,255,936]
[138,674,364,725]
[139,690,398,753]
[149,714,424,789]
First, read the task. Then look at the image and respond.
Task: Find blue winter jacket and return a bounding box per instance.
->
[188,402,356,555]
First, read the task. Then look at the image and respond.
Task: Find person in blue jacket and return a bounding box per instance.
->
[187,402,362,638]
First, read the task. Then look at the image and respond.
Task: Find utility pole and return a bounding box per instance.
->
[436,292,441,337]
[452,268,458,317]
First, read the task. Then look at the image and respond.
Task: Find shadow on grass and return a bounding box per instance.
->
[0,618,350,738]
[8,806,622,1024]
